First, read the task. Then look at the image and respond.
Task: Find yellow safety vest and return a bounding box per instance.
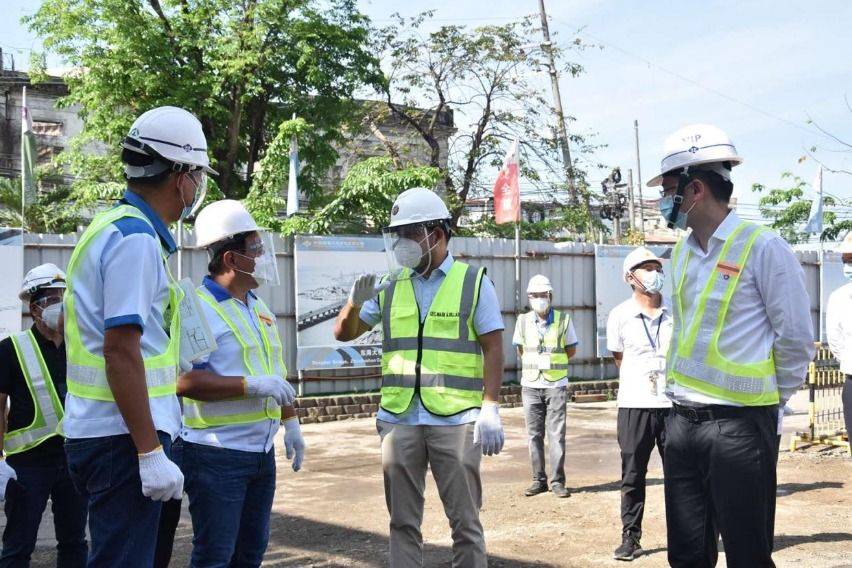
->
[182,286,285,428]
[667,220,779,405]
[379,261,485,416]
[64,204,183,401]
[518,309,571,382]
[4,331,64,455]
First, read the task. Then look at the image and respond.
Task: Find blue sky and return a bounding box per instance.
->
[2,0,851,221]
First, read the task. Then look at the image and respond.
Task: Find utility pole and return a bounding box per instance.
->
[538,0,577,204]
[634,120,646,241]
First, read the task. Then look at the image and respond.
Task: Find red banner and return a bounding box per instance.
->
[493,140,520,224]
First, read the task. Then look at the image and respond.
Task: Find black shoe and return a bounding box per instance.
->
[524,481,548,496]
[613,535,641,561]
[550,483,571,498]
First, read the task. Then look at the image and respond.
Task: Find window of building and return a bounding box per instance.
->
[32,120,64,137]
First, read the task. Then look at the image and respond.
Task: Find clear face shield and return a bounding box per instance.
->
[381,223,440,281]
[226,231,280,287]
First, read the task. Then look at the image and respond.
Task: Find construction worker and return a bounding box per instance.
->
[607,247,672,561]
[826,233,852,446]
[0,264,87,566]
[334,187,505,568]
[62,106,215,567]
[176,199,303,566]
[650,124,814,567]
[513,274,576,498]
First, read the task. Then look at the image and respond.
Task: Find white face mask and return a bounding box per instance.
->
[634,269,664,294]
[529,297,550,315]
[843,263,852,281]
[39,303,62,331]
[393,238,426,268]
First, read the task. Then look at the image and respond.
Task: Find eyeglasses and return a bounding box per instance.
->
[33,295,62,308]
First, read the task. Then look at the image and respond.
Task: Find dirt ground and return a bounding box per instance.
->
[13,392,852,567]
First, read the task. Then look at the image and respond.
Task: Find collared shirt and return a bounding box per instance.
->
[62,190,182,439]
[512,308,578,388]
[827,282,852,375]
[0,326,67,466]
[666,211,814,407]
[607,297,673,408]
[179,276,280,453]
[360,253,504,425]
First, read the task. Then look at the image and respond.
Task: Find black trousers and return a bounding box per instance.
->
[617,407,667,539]
[844,375,852,447]
[664,404,778,568]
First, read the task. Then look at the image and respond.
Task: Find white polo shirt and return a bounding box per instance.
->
[827,282,852,375]
[179,276,280,453]
[607,297,672,409]
[512,308,578,388]
[62,191,182,439]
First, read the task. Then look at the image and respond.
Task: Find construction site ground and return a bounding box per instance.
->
[10,390,852,567]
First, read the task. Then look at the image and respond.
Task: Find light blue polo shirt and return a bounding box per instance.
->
[359,253,504,426]
[179,277,281,453]
[62,190,182,439]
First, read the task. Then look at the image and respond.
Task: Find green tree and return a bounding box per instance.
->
[27,0,384,204]
[752,172,852,243]
[0,177,85,233]
[367,12,598,227]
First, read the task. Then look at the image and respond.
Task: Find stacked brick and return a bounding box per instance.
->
[294,381,620,423]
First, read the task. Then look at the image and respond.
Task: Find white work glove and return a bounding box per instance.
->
[283,418,306,472]
[348,274,389,308]
[138,446,184,502]
[245,375,296,407]
[0,459,17,501]
[473,401,504,456]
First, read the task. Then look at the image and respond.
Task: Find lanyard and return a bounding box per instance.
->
[641,314,662,352]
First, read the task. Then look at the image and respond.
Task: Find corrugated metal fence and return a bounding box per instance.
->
[22,232,821,395]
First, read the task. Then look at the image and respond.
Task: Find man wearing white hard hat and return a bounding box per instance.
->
[175,199,302,566]
[0,264,88,566]
[334,187,505,567]
[650,124,814,567]
[606,248,672,561]
[62,106,215,566]
[513,274,577,499]
[826,233,852,447]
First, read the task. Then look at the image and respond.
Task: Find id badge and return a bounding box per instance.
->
[648,371,659,396]
[538,353,552,370]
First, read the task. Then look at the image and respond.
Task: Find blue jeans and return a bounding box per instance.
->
[0,456,88,567]
[181,442,276,568]
[65,432,173,568]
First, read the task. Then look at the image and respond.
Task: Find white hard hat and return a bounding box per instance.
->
[122,106,217,177]
[838,233,852,254]
[527,274,553,294]
[647,124,743,187]
[386,187,451,229]
[623,247,663,282]
[19,263,66,301]
[194,200,260,248]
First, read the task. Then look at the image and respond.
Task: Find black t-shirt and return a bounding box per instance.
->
[0,326,67,467]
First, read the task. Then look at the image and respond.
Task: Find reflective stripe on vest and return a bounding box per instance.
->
[519,310,571,382]
[379,261,485,416]
[4,331,64,455]
[667,221,779,405]
[64,204,183,401]
[182,286,285,429]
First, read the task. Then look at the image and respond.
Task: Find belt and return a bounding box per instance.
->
[671,403,774,423]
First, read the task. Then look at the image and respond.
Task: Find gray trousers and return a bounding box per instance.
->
[376,420,486,568]
[522,386,568,486]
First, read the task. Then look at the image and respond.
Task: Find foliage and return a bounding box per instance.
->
[457,198,606,241]
[369,12,600,228]
[27,0,384,205]
[752,172,852,243]
[0,177,85,233]
[623,228,645,246]
[249,156,441,234]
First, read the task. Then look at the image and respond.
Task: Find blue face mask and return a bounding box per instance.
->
[659,196,688,230]
[843,263,852,281]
